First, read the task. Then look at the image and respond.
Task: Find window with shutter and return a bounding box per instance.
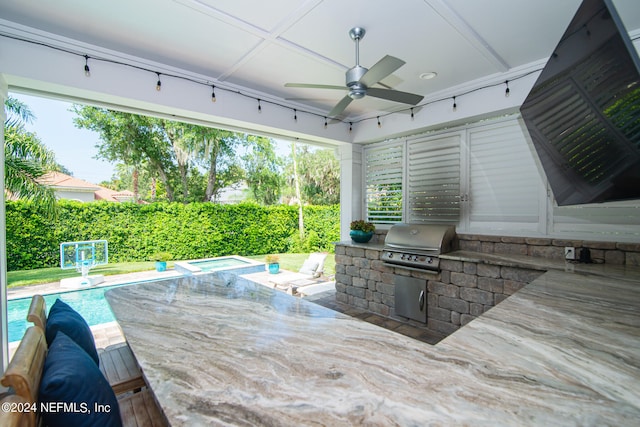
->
[407,133,461,223]
[364,141,403,224]
[467,119,544,231]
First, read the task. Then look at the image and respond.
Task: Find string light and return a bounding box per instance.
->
[83,55,90,77]
[0,34,544,131]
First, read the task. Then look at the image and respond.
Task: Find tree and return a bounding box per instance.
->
[72,106,247,203]
[242,136,283,205]
[297,146,340,205]
[4,96,58,216]
[282,144,340,205]
[192,127,244,202]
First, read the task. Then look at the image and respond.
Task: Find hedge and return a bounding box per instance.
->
[6,200,340,271]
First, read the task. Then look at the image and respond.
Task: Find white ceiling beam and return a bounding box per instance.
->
[425,0,510,72]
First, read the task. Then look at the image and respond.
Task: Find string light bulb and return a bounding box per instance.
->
[294,109,297,122]
[211,85,217,102]
[257,99,262,113]
[349,122,353,133]
[156,73,162,91]
[324,117,328,129]
[377,116,381,128]
[452,96,457,112]
[83,55,90,77]
[505,80,510,97]
[410,108,414,119]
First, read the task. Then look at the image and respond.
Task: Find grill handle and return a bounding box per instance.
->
[384,243,439,252]
[419,290,425,311]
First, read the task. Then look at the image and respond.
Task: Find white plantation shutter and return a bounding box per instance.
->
[407,133,461,223]
[468,119,543,228]
[364,141,404,224]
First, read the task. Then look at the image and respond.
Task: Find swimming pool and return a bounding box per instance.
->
[9,256,266,343]
[7,283,129,343]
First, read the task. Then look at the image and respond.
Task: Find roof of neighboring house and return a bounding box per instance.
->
[94,187,135,202]
[37,171,101,193]
[36,171,137,203]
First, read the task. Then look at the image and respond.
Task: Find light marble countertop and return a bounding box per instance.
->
[106,263,640,426]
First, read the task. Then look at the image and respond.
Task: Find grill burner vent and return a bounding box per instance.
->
[382,224,455,272]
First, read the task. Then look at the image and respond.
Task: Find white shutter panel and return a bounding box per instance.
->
[407,133,461,223]
[364,142,403,224]
[468,119,543,227]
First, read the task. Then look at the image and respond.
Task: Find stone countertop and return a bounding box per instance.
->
[106,266,640,426]
[334,240,384,250]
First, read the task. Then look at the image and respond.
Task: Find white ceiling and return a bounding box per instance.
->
[1,0,639,122]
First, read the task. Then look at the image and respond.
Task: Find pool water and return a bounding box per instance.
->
[189,257,251,271]
[7,284,129,343]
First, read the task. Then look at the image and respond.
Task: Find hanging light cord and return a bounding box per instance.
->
[0,32,578,131]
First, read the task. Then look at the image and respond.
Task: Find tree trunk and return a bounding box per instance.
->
[151,177,156,202]
[132,168,139,202]
[150,159,174,201]
[292,141,304,239]
[204,138,219,202]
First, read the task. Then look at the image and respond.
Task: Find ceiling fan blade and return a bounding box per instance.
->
[360,55,405,87]
[285,83,346,90]
[366,88,424,105]
[328,96,354,117]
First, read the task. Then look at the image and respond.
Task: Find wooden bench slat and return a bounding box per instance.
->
[119,389,169,427]
[1,327,47,404]
[99,344,147,395]
[26,295,46,331]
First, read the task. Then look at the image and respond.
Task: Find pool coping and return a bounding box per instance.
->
[7,269,184,301]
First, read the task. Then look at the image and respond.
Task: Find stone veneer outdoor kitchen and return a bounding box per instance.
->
[335,231,640,338]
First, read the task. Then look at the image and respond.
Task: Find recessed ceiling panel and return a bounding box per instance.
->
[0,0,263,79]
[183,0,311,31]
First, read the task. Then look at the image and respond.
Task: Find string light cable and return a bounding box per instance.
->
[0,32,590,131]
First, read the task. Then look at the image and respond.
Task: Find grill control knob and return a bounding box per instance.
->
[388,252,393,259]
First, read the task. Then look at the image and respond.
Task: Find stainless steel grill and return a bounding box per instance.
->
[381,224,456,272]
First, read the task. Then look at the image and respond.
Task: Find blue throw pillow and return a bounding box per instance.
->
[39,332,122,427]
[45,298,99,365]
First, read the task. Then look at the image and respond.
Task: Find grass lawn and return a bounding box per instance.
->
[7,253,335,288]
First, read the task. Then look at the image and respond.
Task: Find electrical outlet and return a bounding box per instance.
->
[564,247,575,260]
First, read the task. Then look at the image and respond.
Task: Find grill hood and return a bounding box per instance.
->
[384,224,456,254]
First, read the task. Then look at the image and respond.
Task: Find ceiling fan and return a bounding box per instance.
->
[285,27,424,118]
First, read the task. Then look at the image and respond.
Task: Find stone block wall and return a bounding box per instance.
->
[334,243,544,337]
[457,234,640,266]
[430,259,542,336]
[335,232,640,338]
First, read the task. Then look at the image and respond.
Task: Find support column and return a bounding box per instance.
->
[0,74,8,373]
[338,144,363,241]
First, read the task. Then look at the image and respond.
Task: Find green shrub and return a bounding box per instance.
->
[6,200,340,271]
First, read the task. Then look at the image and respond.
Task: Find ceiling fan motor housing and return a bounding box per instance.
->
[346,65,367,87]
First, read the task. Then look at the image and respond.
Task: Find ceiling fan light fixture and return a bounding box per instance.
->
[348,83,367,100]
